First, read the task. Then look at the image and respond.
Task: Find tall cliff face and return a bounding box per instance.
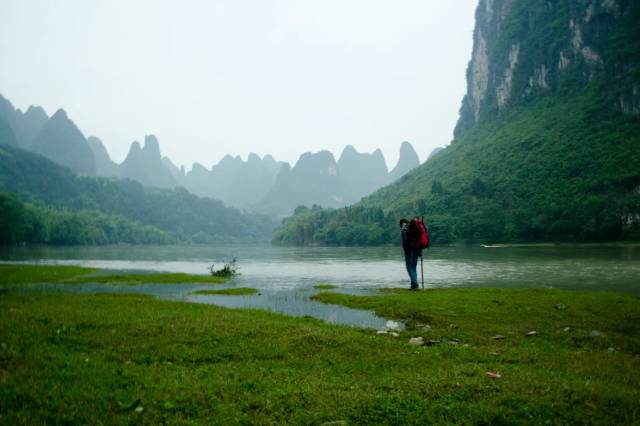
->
[274,0,640,245]
[455,0,640,137]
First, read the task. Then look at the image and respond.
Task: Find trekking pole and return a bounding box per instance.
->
[421,252,424,290]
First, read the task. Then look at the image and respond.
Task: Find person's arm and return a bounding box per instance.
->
[401,225,409,250]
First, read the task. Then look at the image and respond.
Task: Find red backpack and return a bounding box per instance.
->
[409,217,430,250]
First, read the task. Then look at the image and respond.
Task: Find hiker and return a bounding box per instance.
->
[400,218,420,290]
[400,217,430,290]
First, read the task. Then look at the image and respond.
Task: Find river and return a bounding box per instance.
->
[2,244,639,328]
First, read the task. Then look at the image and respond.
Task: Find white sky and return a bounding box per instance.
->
[0,0,477,169]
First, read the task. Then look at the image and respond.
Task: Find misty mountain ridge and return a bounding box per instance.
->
[87,136,120,178]
[388,141,420,182]
[338,145,388,204]
[260,150,343,215]
[0,116,18,148]
[0,144,275,244]
[0,94,49,150]
[259,143,426,216]
[120,135,177,189]
[0,92,423,214]
[31,109,96,176]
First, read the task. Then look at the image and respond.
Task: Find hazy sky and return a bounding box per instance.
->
[0,0,477,169]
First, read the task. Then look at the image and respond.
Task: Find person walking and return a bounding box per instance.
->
[400,218,421,290]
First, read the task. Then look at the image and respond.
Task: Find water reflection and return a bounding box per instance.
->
[13,282,391,329]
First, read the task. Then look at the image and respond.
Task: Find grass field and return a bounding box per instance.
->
[0,264,227,286]
[1,265,639,424]
[313,283,338,290]
[0,264,98,285]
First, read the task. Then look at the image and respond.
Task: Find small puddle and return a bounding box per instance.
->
[185,288,393,329]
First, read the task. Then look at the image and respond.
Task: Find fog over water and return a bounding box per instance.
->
[0,0,476,168]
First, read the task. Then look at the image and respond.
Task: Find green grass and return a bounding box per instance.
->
[313,283,338,290]
[75,272,227,285]
[312,287,640,347]
[1,284,639,424]
[0,264,97,285]
[193,287,259,296]
[0,264,227,286]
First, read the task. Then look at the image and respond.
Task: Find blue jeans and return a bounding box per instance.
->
[404,249,421,288]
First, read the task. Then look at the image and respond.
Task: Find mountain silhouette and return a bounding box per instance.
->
[31,109,96,176]
[337,145,389,204]
[119,135,176,188]
[389,141,420,181]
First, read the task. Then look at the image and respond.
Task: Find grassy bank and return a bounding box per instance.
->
[0,264,98,285]
[0,264,227,286]
[313,283,338,290]
[0,267,639,424]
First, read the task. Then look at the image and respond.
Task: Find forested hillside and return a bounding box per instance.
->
[0,146,275,245]
[273,0,640,246]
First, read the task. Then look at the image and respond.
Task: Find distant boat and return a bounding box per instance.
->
[481,244,506,248]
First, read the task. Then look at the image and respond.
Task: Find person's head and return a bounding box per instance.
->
[399,218,409,228]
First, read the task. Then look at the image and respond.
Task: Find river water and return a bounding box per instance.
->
[2,244,639,328]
